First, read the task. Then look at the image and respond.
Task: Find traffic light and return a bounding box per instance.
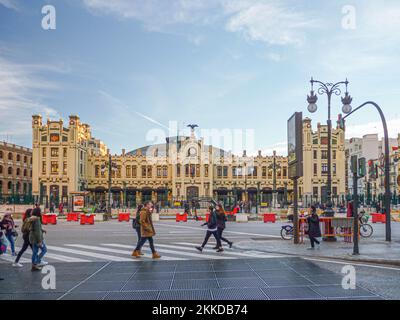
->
[358,158,366,178]
[351,155,358,174]
[338,114,346,130]
[368,160,375,179]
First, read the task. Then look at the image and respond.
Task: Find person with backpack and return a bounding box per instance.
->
[30,207,48,271]
[131,201,161,259]
[1,210,18,256]
[131,204,144,257]
[215,204,233,249]
[13,208,33,267]
[196,206,223,253]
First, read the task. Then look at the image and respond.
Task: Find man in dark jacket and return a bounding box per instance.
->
[196,206,223,253]
[307,206,322,250]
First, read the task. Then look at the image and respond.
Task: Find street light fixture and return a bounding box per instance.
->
[306,78,352,209]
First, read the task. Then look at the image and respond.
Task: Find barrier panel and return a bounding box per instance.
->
[80,214,95,225]
[67,212,79,222]
[298,217,354,244]
[263,213,276,223]
[176,213,188,222]
[118,212,130,222]
[42,214,57,225]
[371,213,386,224]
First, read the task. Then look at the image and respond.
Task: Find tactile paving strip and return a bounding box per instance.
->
[261,287,325,300]
[158,289,212,300]
[172,279,219,290]
[104,291,160,300]
[211,288,269,300]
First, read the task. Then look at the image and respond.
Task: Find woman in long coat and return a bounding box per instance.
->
[307,206,322,249]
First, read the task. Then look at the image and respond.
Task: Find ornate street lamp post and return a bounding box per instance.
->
[307,78,353,210]
[269,150,281,208]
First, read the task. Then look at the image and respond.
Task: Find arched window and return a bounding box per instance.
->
[0,151,3,159]
[24,156,27,163]
[8,152,13,161]
[0,166,2,174]
[16,168,20,176]
[24,169,27,177]
[16,182,20,193]
[8,167,12,175]
[16,154,20,162]
[8,181,12,192]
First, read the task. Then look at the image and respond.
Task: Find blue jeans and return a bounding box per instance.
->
[5,233,15,254]
[31,241,47,265]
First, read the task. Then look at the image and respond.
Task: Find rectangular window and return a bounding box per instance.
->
[163,166,168,178]
[322,164,328,174]
[283,167,287,178]
[333,150,337,160]
[42,148,47,157]
[147,166,152,178]
[63,148,67,157]
[51,161,58,174]
[196,165,200,177]
[333,164,337,175]
[217,166,222,178]
[313,150,318,159]
[313,187,319,196]
[333,187,338,196]
[42,161,46,174]
[223,166,228,178]
[51,148,59,157]
[142,166,146,178]
[157,166,162,178]
[95,165,100,178]
[117,166,121,178]
[314,163,318,176]
[63,162,67,175]
[252,167,257,177]
[204,165,209,177]
[126,165,131,178]
[321,150,328,160]
[132,166,137,178]
[262,166,267,178]
[177,164,181,177]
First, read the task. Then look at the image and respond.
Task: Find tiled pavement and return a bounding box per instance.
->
[0,257,383,300]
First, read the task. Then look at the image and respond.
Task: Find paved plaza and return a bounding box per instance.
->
[1,219,399,300]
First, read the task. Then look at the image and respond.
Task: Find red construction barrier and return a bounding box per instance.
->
[42,214,57,225]
[80,214,95,225]
[118,212,130,222]
[263,213,276,223]
[67,212,80,222]
[371,213,386,224]
[176,213,188,222]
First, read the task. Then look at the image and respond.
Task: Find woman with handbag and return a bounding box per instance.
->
[1,210,18,256]
[215,204,233,249]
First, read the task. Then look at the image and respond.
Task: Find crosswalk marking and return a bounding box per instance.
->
[65,244,185,261]
[102,243,236,260]
[46,245,132,262]
[0,253,31,264]
[174,242,281,259]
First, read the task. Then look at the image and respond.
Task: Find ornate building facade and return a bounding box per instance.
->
[0,141,33,203]
[32,115,346,208]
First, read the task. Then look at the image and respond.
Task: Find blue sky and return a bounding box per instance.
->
[1,0,400,155]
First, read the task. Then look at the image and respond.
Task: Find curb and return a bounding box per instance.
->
[235,243,400,267]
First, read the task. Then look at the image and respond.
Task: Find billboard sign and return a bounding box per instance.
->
[288,112,303,179]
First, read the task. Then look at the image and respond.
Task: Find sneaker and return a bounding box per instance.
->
[212,246,219,250]
[38,261,48,266]
[31,265,42,272]
[216,248,224,253]
[195,246,203,252]
[229,242,233,249]
[12,262,23,268]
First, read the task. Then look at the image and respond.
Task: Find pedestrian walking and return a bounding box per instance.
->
[58,202,64,215]
[215,204,233,249]
[1,209,18,256]
[13,209,33,267]
[29,207,48,271]
[307,206,322,250]
[196,206,223,253]
[131,204,144,257]
[131,201,161,259]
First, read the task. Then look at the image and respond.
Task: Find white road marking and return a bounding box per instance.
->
[155,223,282,238]
[102,243,237,260]
[7,247,91,263]
[46,245,131,262]
[172,242,281,259]
[0,254,31,263]
[65,244,184,261]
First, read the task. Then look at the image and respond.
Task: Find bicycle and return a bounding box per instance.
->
[335,211,373,238]
[281,214,295,240]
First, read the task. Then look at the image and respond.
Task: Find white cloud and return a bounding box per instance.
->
[223,0,317,46]
[0,0,19,11]
[260,141,288,156]
[0,55,60,145]
[345,118,400,140]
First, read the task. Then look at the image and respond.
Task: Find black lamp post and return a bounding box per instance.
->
[342,101,392,241]
[269,150,281,208]
[307,78,353,210]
